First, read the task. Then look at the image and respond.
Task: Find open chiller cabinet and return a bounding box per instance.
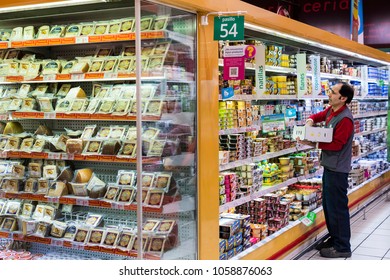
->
[0,0,198,260]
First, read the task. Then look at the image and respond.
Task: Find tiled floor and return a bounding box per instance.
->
[298,194,390,260]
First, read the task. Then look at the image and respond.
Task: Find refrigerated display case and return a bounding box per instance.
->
[0,0,390,260]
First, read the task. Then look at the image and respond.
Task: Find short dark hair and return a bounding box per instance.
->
[338,82,354,104]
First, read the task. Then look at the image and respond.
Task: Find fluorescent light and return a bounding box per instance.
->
[0,0,107,13]
[244,22,390,66]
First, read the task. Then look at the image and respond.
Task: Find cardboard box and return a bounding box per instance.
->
[292,125,333,143]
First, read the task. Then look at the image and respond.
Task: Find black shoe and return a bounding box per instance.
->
[315,237,333,250]
[320,247,352,258]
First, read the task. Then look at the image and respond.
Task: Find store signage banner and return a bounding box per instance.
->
[310,55,321,96]
[261,114,285,133]
[350,0,364,43]
[214,16,244,41]
[254,44,266,95]
[223,57,245,80]
[223,45,247,80]
[296,53,307,97]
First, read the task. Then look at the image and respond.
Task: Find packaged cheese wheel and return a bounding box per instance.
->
[75,168,93,183]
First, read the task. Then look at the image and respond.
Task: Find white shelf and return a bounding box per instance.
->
[355,127,387,137]
[354,96,388,100]
[354,111,387,119]
[352,145,387,162]
[219,144,313,171]
[219,125,261,135]
[255,95,298,100]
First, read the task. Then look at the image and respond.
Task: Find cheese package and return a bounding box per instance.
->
[23,26,35,40]
[93,22,109,35]
[74,168,94,184]
[101,58,117,72]
[94,47,113,58]
[20,138,34,151]
[116,57,134,72]
[20,98,36,111]
[89,58,104,72]
[56,83,72,97]
[70,60,90,73]
[8,99,22,111]
[18,61,31,76]
[69,99,87,112]
[26,62,41,78]
[65,24,81,37]
[10,27,23,41]
[18,84,32,96]
[139,16,155,32]
[61,60,76,74]
[38,97,54,112]
[148,55,165,70]
[42,60,62,75]
[55,98,71,112]
[80,23,95,36]
[8,61,19,76]
[37,25,50,39]
[97,99,115,114]
[108,20,122,34]
[152,16,169,31]
[66,87,87,99]
[48,25,66,38]
[120,18,135,33]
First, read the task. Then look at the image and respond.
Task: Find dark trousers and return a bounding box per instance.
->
[322,168,351,252]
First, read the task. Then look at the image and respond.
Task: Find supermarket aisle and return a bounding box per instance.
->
[298,194,390,260]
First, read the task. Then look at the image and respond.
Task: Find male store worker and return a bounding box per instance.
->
[303,81,354,258]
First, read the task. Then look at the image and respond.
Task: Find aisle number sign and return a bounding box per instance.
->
[214,16,244,41]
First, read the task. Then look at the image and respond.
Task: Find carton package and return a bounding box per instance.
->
[292,125,333,143]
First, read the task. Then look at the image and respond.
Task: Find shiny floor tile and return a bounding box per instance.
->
[296,196,390,260]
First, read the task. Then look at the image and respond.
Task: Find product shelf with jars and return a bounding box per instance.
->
[0,0,197,260]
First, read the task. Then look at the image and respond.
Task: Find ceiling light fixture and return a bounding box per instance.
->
[0,0,107,14]
[245,22,390,66]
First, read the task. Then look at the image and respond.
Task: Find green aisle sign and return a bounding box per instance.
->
[214,16,244,41]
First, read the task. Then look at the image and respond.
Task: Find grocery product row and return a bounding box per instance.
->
[0,15,170,42]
